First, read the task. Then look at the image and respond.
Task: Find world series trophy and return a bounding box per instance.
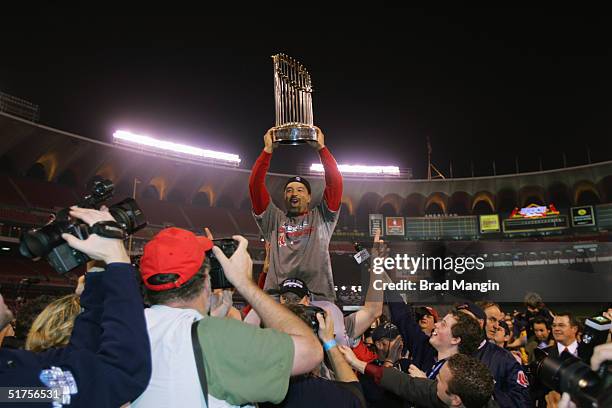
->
[271,53,317,144]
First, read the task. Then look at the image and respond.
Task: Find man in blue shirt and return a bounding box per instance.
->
[0,206,151,407]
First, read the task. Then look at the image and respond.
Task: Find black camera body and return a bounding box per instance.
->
[207,238,238,290]
[19,179,147,274]
[289,304,325,336]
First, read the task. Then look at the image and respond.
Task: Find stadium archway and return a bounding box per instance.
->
[338,202,355,229]
[25,162,47,180]
[35,153,58,181]
[356,192,382,230]
[142,185,160,201]
[378,194,402,217]
[598,175,612,203]
[519,185,546,207]
[497,188,517,213]
[448,192,471,215]
[547,182,571,210]
[94,163,117,184]
[424,193,447,215]
[193,191,212,207]
[193,185,215,207]
[402,193,425,217]
[149,177,168,200]
[341,197,355,216]
[574,180,600,206]
[472,191,495,215]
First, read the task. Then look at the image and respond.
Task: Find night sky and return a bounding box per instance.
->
[1,10,611,179]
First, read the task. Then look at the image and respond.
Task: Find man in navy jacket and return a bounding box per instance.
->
[385,291,437,372]
[0,206,151,407]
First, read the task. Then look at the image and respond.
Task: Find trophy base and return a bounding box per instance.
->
[272,125,317,145]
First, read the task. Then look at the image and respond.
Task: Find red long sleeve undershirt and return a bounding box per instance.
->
[248,147,343,215]
[364,362,384,384]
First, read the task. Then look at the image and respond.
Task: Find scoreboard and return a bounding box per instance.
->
[405,216,479,240]
[502,215,568,233]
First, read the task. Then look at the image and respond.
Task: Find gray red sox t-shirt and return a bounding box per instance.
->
[254,201,339,300]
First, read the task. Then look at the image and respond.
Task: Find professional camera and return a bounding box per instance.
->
[206,238,238,290]
[19,179,147,274]
[288,304,325,336]
[531,315,611,408]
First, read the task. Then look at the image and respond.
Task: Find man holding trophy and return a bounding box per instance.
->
[249,54,343,301]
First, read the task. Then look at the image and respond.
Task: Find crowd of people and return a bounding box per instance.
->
[0,127,611,407]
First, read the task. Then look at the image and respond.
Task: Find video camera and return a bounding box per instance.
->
[19,179,147,274]
[531,315,611,407]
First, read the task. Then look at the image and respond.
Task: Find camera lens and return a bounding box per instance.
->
[109,198,147,234]
[22,221,70,258]
[534,352,604,406]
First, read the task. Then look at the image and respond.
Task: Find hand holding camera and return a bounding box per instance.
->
[61,207,130,265]
[316,311,334,343]
[19,178,146,274]
[211,236,253,289]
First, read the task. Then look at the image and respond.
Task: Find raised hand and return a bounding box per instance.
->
[408,364,427,378]
[61,207,130,265]
[307,126,325,151]
[370,229,389,260]
[316,311,335,343]
[338,345,360,367]
[264,128,277,153]
[386,336,404,364]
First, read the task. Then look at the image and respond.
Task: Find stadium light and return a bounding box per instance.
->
[310,163,400,176]
[113,130,241,166]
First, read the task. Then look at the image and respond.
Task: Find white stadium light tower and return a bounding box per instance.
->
[113,130,241,167]
[310,163,401,177]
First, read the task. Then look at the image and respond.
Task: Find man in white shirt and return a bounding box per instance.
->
[131,228,322,407]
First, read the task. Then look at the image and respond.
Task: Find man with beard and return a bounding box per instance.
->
[249,127,342,300]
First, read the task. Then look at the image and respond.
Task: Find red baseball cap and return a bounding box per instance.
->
[425,306,439,322]
[139,227,213,291]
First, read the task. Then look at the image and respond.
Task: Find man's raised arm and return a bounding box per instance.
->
[346,232,386,339]
[310,127,343,211]
[212,236,323,375]
[249,128,276,215]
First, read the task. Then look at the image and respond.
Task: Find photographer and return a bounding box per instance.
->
[262,307,366,407]
[132,228,322,407]
[0,206,152,407]
[534,312,606,407]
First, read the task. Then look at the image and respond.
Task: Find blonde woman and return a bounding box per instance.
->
[25,294,81,352]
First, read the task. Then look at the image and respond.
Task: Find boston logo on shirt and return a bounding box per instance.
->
[39,366,78,407]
